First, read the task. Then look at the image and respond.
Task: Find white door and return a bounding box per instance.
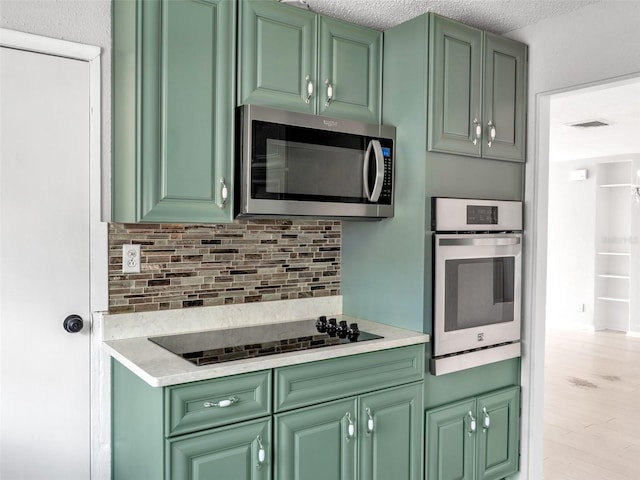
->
[0,46,91,479]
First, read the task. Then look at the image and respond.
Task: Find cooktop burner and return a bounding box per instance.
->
[148,316,383,367]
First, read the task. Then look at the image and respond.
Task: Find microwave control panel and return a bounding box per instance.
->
[379,146,393,204]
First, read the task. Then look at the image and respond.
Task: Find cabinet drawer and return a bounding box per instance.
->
[165,370,271,437]
[274,345,425,411]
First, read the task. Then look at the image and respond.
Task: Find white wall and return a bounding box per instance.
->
[507,2,640,479]
[0,0,112,204]
[546,159,597,330]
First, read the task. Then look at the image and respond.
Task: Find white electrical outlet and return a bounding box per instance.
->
[577,303,585,313]
[122,244,141,273]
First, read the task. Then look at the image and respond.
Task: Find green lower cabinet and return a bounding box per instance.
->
[425,386,519,480]
[112,347,425,479]
[359,383,424,480]
[476,388,520,480]
[275,382,423,480]
[168,417,272,480]
[275,397,357,480]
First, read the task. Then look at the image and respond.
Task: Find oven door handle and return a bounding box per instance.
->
[363,139,384,202]
[438,237,521,247]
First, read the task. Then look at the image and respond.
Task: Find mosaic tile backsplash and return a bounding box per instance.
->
[108,220,341,313]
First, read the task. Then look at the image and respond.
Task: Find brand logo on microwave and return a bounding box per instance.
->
[477,333,484,342]
[323,120,338,128]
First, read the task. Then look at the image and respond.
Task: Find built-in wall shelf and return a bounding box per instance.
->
[594,160,633,332]
[597,297,630,303]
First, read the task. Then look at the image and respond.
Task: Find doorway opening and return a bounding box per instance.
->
[543,75,640,479]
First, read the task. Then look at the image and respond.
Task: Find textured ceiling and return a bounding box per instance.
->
[283,0,602,34]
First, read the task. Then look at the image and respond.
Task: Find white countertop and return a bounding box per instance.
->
[102,299,429,387]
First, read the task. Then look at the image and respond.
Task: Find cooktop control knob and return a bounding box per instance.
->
[315,316,328,333]
[337,320,349,339]
[347,323,360,342]
[326,318,338,336]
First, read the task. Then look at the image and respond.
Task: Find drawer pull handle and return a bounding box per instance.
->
[203,396,239,408]
[256,434,266,469]
[365,407,374,434]
[345,412,355,440]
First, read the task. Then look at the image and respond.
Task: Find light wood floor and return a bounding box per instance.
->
[544,328,640,479]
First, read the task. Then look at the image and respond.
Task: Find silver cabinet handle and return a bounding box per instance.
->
[472,118,482,145]
[218,177,228,209]
[345,412,355,440]
[363,139,384,202]
[365,407,374,434]
[325,78,334,107]
[305,75,314,104]
[203,395,239,408]
[487,121,496,147]
[256,434,266,469]
[467,411,477,436]
[482,407,491,430]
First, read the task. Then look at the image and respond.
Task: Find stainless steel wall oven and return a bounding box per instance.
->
[431,198,523,375]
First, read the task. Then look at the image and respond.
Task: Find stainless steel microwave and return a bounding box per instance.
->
[237,105,396,219]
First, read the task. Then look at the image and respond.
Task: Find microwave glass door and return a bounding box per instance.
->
[251,121,392,205]
[444,256,515,331]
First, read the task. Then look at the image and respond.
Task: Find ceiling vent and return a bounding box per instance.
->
[569,120,610,128]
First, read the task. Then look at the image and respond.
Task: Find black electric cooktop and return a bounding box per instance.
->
[148,316,383,367]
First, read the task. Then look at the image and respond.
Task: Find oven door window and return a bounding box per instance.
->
[251,120,392,204]
[444,257,515,331]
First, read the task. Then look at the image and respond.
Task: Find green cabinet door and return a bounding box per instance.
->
[476,386,520,480]
[425,397,476,480]
[169,417,271,480]
[428,14,483,157]
[359,382,424,480]
[113,0,235,223]
[318,17,381,123]
[238,0,381,122]
[275,397,357,480]
[238,0,317,114]
[482,34,526,162]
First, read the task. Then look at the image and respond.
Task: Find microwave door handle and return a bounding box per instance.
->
[363,139,385,202]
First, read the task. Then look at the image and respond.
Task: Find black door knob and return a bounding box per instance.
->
[63,314,84,333]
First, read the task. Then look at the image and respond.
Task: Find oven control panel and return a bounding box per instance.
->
[432,197,522,232]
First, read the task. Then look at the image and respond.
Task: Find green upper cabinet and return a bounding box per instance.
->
[482,33,527,162]
[428,15,483,158]
[428,14,527,162]
[112,0,235,224]
[425,386,520,480]
[317,16,381,122]
[238,0,317,115]
[238,0,382,123]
